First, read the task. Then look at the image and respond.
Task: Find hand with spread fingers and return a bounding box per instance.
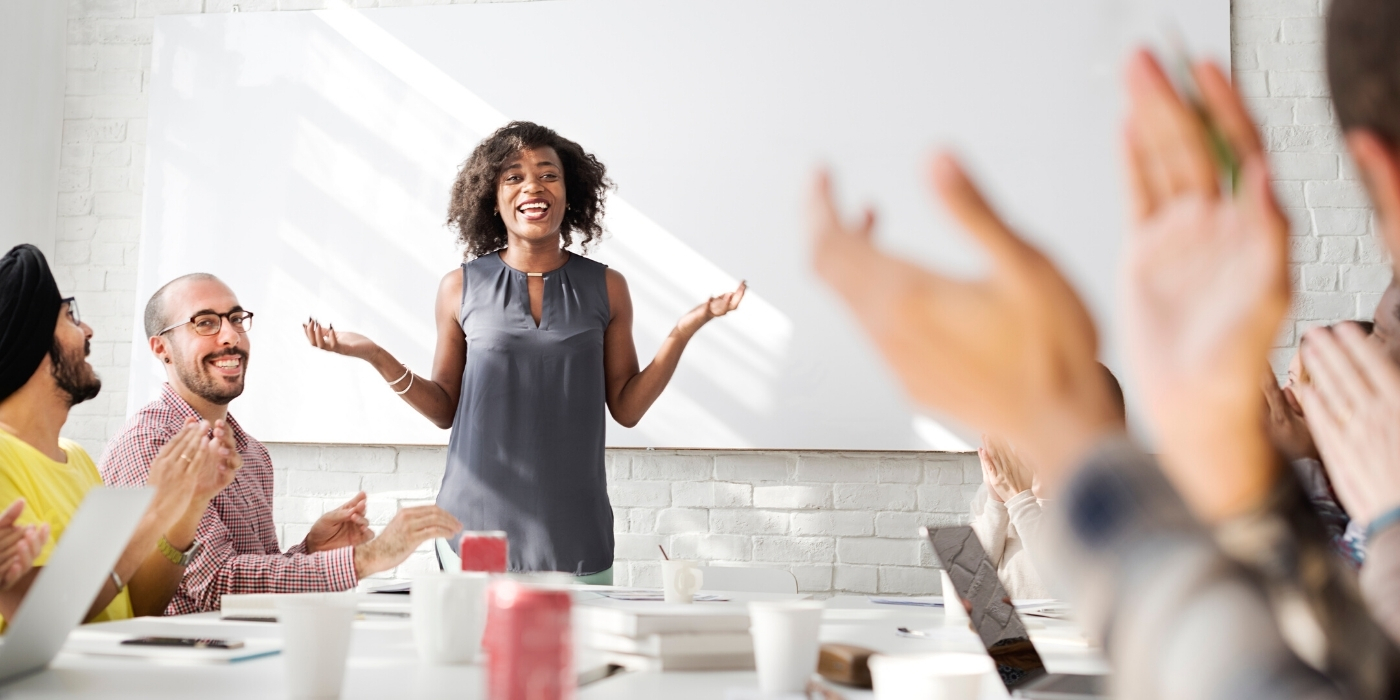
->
[1294,325,1400,528]
[1120,50,1290,522]
[305,491,375,553]
[809,155,1122,485]
[303,318,379,362]
[353,505,463,578]
[0,500,46,592]
[677,281,747,336]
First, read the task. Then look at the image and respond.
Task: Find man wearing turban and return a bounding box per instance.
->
[0,244,236,625]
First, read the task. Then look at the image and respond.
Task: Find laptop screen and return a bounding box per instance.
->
[926,526,1049,691]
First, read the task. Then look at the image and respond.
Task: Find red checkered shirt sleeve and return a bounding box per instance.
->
[100,393,358,615]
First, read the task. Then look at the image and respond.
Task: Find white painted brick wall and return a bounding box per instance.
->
[262,445,976,594]
[45,0,1377,593]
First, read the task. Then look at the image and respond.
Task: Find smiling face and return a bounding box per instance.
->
[495,147,568,246]
[153,278,250,406]
[50,301,101,407]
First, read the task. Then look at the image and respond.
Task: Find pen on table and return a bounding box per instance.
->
[896,626,933,639]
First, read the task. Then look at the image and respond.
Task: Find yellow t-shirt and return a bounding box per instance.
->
[0,429,132,627]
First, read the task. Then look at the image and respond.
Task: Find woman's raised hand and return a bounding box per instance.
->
[705,281,747,318]
[0,500,46,591]
[304,318,379,361]
[676,281,747,336]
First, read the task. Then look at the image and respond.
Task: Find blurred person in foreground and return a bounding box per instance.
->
[0,244,231,624]
[102,274,462,614]
[1280,0,1400,648]
[808,47,1397,700]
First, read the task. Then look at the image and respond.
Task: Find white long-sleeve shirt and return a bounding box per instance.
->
[968,484,1052,599]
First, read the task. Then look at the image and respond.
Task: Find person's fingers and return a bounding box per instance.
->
[0,500,26,529]
[928,153,1031,268]
[1193,61,1264,165]
[1125,49,1217,200]
[729,281,747,310]
[808,170,845,239]
[1302,328,1373,412]
[1335,321,1400,395]
[1123,126,1156,222]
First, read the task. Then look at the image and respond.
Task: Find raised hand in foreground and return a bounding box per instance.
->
[1295,324,1400,528]
[809,156,1122,488]
[1121,50,1290,522]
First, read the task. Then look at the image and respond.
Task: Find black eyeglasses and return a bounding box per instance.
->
[157,310,255,337]
[60,297,80,325]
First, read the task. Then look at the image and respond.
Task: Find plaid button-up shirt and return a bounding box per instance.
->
[100,384,357,615]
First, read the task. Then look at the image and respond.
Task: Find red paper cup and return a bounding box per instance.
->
[459,530,508,574]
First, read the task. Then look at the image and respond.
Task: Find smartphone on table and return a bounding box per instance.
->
[119,637,245,649]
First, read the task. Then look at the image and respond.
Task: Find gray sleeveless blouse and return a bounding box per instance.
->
[436,251,614,575]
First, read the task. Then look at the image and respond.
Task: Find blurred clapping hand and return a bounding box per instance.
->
[1120,51,1291,523]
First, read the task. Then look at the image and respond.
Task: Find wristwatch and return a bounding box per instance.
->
[157,535,202,567]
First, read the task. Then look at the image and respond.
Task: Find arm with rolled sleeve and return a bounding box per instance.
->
[170,507,357,614]
[101,420,358,615]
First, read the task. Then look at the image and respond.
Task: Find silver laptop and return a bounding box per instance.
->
[0,487,153,684]
[924,526,1107,700]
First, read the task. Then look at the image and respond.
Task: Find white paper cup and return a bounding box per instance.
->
[412,571,491,665]
[277,593,359,700]
[748,600,824,694]
[661,560,704,604]
[870,652,992,700]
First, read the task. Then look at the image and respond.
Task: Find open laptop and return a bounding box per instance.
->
[0,487,154,684]
[924,525,1107,700]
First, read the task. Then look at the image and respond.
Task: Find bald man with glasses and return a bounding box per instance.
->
[101,273,461,614]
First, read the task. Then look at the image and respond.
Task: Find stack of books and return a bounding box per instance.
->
[574,599,755,672]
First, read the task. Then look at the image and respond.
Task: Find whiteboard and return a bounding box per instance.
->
[132,0,1228,449]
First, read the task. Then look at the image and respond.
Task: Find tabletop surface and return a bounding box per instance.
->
[0,592,1109,699]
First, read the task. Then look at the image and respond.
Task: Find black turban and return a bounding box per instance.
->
[0,245,62,403]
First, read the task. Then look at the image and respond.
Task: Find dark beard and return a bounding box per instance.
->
[50,339,101,407]
[172,346,247,406]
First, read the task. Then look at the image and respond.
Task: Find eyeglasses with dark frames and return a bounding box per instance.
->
[157,310,255,337]
[60,297,80,325]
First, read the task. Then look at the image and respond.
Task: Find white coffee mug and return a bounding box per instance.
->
[870,652,991,700]
[661,559,704,604]
[412,571,491,665]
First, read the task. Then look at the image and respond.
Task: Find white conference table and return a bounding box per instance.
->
[0,591,1108,699]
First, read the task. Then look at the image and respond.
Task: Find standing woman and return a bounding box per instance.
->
[305,122,744,583]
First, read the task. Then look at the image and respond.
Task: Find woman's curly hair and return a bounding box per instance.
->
[446,121,613,259]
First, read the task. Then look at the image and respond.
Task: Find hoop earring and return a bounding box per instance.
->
[493,208,499,216]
